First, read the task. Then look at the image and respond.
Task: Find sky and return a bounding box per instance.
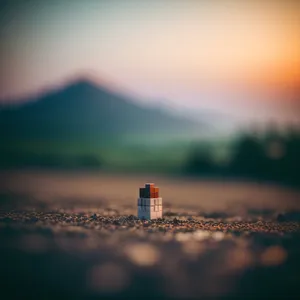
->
[0,0,300,125]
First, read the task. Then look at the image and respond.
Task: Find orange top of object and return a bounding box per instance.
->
[145,183,154,187]
[139,183,160,198]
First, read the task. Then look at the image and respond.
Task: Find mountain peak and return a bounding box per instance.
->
[60,72,131,98]
[63,78,102,94]
[0,76,201,142]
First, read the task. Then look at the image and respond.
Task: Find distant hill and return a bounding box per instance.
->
[0,79,202,144]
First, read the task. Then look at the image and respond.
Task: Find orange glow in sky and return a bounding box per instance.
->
[0,0,299,111]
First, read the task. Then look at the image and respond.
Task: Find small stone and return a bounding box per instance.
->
[277,214,286,222]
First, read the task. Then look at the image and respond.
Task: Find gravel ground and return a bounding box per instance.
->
[1,201,300,299]
[1,171,300,299]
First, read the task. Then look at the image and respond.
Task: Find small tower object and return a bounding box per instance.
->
[137,183,162,220]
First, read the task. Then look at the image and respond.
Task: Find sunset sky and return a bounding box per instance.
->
[0,0,299,124]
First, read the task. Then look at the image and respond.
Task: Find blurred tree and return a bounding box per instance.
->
[230,134,267,178]
[184,125,300,187]
[185,145,215,175]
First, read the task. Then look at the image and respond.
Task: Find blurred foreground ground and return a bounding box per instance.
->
[1,170,300,299]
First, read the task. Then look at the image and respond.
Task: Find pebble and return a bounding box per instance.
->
[124,243,160,267]
[260,246,287,266]
[87,262,129,292]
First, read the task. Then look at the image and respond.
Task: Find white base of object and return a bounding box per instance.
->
[137,197,162,206]
[138,208,163,220]
[137,198,163,220]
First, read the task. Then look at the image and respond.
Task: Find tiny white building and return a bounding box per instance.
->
[137,183,162,220]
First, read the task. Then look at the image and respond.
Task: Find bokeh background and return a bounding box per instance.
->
[1,1,300,299]
[0,0,299,186]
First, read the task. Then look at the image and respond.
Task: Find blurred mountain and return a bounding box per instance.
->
[0,78,202,143]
